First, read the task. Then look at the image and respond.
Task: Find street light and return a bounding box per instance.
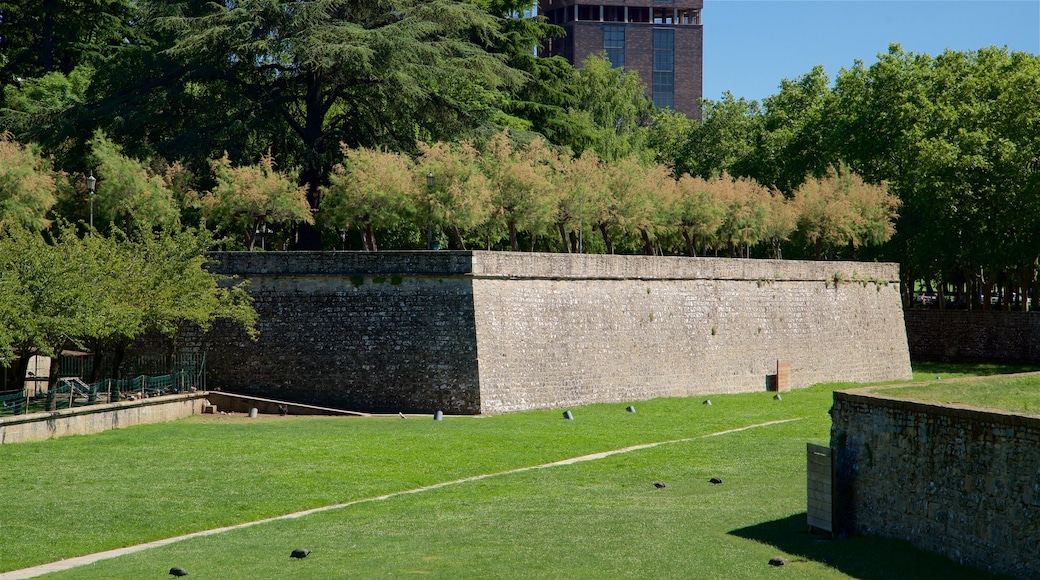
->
[86,172,96,236]
[426,171,434,250]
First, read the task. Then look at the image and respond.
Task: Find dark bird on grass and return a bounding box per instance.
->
[291,548,311,559]
[768,556,787,566]
[653,482,667,489]
[709,477,723,484]
[169,567,188,576]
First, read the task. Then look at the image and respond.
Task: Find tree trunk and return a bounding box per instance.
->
[569,230,579,253]
[980,269,996,311]
[640,229,654,256]
[848,240,857,261]
[365,224,378,252]
[508,221,519,252]
[557,223,571,253]
[598,223,614,255]
[680,228,696,257]
[452,225,467,250]
[814,238,822,261]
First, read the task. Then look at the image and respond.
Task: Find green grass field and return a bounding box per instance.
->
[1,368,1024,579]
[867,371,1040,416]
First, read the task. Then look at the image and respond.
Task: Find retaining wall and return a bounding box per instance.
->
[831,389,1040,579]
[904,309,1040,362]
[184,251,911,414]
[0,394,206,444]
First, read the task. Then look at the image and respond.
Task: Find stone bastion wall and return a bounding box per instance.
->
[188,251,911,414]
[831,389,1040,579]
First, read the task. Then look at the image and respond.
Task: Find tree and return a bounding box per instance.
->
[156,0,525,248]
[89,131,180,236]
[136,228,258,357]
[553,151,605,253]
[483,132,557,251]
[710,173,770,258]
[0,134,60,230]
[557,54,655,162]
[755,65,838,193]
[202,152,313,251]
[793,166,898,260]
[677,92,763,180]
[321,146,416,252]
[674,174,724,257]
[0,223,94,395]
[415,142,493,250]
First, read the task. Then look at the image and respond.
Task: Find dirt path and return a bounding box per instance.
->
[2,417,802,579]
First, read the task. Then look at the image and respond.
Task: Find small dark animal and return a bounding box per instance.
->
[291,548,311,559]
[653,482,667,489]
[768,556,786,567]
[278,404,289,416]
[709,477,723,484]
[169,567,188,577]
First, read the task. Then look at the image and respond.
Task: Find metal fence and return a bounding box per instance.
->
[0,353,205,417]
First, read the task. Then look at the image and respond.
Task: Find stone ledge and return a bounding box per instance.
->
[206,250,901,283]
[836,380,1040,429]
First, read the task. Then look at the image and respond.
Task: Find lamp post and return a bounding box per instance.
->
[86,172,96,236]
[426,171,434,250]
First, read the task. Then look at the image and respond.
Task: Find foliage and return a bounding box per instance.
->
[792,165,899,260]
[415,142,494,250]
[0,222,256,384]
[0,133,60,230]
[136,228,258,349]
[155,0,525,211]
[677,92,763,180]
[202,152,312,251]
[89,131,180,236]
[321,147,416,252]
[482,131,557,251]
[558,54,655,162]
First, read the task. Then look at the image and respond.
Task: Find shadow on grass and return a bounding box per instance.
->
[729,513,1010,580]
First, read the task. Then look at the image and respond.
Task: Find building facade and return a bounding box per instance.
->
[538,0,703,118]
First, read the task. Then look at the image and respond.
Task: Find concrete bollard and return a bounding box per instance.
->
[563,410,573,420]
[249,408,258,418]
[434,410,443,421]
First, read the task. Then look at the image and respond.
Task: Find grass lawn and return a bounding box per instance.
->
[865,371,1040,416]
[0,368,1017,579]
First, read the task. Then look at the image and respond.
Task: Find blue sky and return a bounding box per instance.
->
[703,0,1040,103]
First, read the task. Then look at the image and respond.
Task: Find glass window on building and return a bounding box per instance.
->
[577,5,598,20]
[604,25,625,68]
[652,29,675,109]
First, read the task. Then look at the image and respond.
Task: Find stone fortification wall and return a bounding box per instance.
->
[200,252,482,414]
[196,251,910,414]
[831,389,1040,579]
[905,309,1040,362]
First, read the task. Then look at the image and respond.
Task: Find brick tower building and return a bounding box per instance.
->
[538,1,703,119]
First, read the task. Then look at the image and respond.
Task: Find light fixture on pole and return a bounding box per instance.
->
[86,172,96,236]
[426,171,434,250]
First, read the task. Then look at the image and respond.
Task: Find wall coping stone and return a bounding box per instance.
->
[835,377,1040,429]
[208,250,901,283]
